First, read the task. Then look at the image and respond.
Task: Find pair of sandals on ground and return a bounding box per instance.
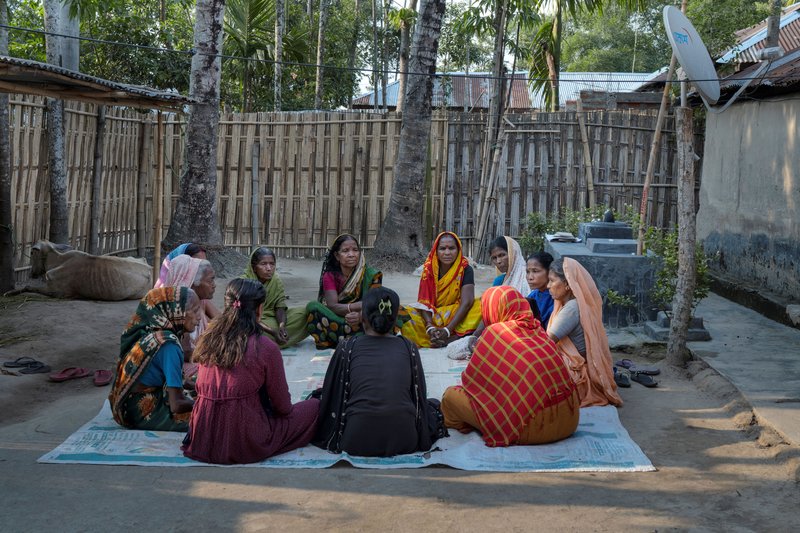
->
[2,357,112,385]
[613,358,659,388]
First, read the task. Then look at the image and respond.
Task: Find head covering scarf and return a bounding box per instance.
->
[462,286,575,447]
[550,257,622,407]
[164,254,202,289]
[244,248,287,318]
[317,234,381,304]
[109,287,192,427]
[495,236,529,296]
[154,243,191,289]
[417,232,469,311]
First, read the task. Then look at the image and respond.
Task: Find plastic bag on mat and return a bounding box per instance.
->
[445,336,473,361]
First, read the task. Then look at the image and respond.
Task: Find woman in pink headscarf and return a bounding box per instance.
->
[163,255,219,355]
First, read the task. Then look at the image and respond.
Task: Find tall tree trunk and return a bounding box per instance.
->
[371,0,445,268]
[0,0,14,292]
[371,0,379,111]
[395,0,418,114]
[274,0,284,111]
[551,3,562,111]
[381,0,389,111]
[314,0,331,109]
[765,0,783,49]
[43,0,79,245]
[666,106,696,366]
[164,0,226,249]
[347,0,362,109]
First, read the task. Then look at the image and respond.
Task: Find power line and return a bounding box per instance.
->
[0,23,790,85]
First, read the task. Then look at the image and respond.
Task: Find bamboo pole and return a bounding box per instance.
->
[637,0,686,254]
[136,118,150,257]
[575,99,595,209]
[251,141,260,247]
[89,105,106,255]
[152,112,165,284]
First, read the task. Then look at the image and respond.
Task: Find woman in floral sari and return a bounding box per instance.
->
[401,231,482,348]
[244,247,309,347]
[306,234,383,349]
[109,287,201,431]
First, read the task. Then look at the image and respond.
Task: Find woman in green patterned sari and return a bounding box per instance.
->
[305,234,383,349]
[109,287,200,431]
[243,247,309,347]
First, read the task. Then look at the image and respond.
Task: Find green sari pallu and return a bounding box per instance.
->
[244,251,309,348]
[109,287,192,432]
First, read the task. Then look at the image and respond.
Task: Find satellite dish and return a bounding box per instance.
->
[663,6,720,105]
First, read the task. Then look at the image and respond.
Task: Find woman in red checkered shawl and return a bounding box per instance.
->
[441,286,579,447]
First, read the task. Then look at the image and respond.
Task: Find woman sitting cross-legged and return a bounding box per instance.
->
[182,279,319,464]
[441,286,579,447]
[306,234,383,349]
[244,246,309,347]
[312,287,445,457]
[401,231,482,348]
[109,286,200,431]
[546,258,622,407]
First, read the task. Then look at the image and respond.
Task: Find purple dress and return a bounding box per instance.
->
[182,334,319,464]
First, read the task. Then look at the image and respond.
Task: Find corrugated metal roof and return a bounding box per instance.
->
[529,72,653,108]
[0,55,194,109]
[353,71,652,110]
[719,3,800,63]
[720,47,800,91]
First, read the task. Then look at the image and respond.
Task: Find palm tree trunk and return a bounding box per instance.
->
[372,0,445,267]
[165,0,226,249]
[381,0,390,111]
[43,0,79,245]
[347,0,362,109]
[395,0,418,114]
[551,2,562,111]
[0,0,14,292]
[274,0,284,111]
[314,0,331,109]
[371,0,379,111]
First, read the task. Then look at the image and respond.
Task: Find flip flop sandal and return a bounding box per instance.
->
[615,359,661,376]
[93,369,113,387]
[630,371,659,388]
[19,362,52,374]
[614,367,631,388]
[49,367,93,382]
[3,356,41,368]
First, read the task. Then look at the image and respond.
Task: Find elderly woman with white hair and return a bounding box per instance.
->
[163,254,219,356]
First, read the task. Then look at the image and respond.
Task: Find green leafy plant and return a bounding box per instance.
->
[606,289,635,308]
[644,226,711,312]
[519,206,607,253]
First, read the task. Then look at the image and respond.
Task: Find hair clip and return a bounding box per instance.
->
[378,298,392,315]
[232,299,241,309]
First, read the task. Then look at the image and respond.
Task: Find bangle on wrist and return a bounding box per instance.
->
[443,327,451,337]
[426,326,436,334]
[347,303,352,313]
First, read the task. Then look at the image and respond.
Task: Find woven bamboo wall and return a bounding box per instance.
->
[8,99,698,281]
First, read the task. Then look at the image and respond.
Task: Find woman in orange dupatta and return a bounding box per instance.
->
[400,232,482,348]
[546,257,622,407]
[441,286,579,446]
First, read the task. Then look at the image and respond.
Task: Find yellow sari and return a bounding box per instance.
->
[401,232,482,347]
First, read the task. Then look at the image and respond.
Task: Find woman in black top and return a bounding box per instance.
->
[312,287,445,456]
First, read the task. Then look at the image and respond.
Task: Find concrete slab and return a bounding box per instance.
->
[690,293,800,446]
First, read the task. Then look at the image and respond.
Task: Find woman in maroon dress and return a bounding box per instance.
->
[182,279,319,464]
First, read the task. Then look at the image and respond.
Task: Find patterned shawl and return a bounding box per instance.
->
[317,235,382,304]
[463,286,575,447]
[109,287,191,427]
[495,236,529,296]
[154,243,190,288]
[550,257,622,407]
[243,248,287,320]
[417,232,469,311]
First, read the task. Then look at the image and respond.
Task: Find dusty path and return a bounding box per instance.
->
[1,259,798,531]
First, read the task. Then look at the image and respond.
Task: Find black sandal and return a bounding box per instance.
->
[630,371,658,388]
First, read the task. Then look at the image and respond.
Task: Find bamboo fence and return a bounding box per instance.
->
[7,98,701,282]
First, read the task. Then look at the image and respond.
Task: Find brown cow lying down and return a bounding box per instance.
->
[5,240,152,301]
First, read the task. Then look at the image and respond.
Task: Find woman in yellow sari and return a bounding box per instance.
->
[401,232,482,348]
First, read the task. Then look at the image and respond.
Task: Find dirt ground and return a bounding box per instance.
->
[1,258,798,532]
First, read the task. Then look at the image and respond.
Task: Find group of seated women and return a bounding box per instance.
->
[108,231,621,464]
